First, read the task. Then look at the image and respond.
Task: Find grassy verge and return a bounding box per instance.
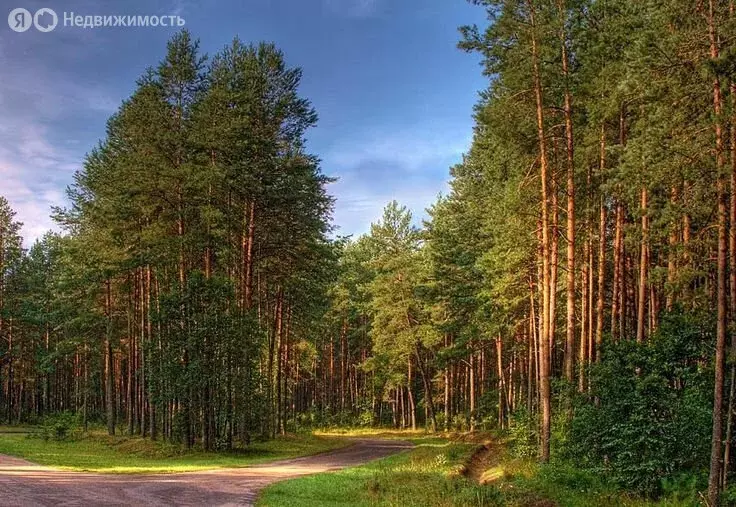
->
[314,427,451,445]
[0,425,37,434]
[491,459,693,506]
[258,434,693,507]
[0,429,349,473]
[258,438,490,506]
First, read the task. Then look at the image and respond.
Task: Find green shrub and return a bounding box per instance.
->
[534,463,600,492]
[38,411,81,441]
[723,483,736,506]
[508,407,537,458]
[358,409,374,427]
[660,473,703,504]
[451,413,469,432]
[565,310,712,497]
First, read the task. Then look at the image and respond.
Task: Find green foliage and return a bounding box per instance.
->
[502,462,625,507]
[566,311,713,496]
[0,3,734,505]
[258,440,498,507]
[659,473,703,505]
[443,480,504,506]
[38,412,82,442]
[723,483,736,506]
[508,407,538,459]
[260,435,680,507]
[0,28,334,448]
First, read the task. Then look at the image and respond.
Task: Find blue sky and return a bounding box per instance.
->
[0,0,486,244]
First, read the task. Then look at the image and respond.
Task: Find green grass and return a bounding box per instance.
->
[258,435,696,507]
[0,429,349,473]
[258,438,495,506]
[0,425,36,434]
[495,460,696,507]
[314,427,458,446]
[0,425,703,504]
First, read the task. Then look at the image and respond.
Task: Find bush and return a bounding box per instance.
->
[476,389,500,430]
[723,483,736,506]
[565,310,712,497]
[358,409,374,427]
[39,411,81,441]
[508,407,537,458]
[451,414,469,432]
[660,473,703,504]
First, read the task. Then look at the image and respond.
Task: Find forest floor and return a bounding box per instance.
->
[0,435,411,506]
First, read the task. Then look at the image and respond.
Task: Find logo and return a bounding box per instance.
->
[7,7,57,32]
[8,7,31,32]
[34,8,56,32]
[8,8,183,32]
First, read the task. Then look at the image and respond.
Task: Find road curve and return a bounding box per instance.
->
[0,438,412,506]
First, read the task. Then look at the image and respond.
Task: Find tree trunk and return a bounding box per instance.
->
[496,335,506,428]
[637,187,648,343]
[551,177,559,370]
[444,334,451,431]
[407,360,417,430]
[554,0,576,386]
[528,0,551,462]
[105,279,115,436]
[725,23,736,482]
[469,347,476,431]
[708,1,728,502]
[244,201,256,310]
[595,124,606,360]
[414,345,437,432]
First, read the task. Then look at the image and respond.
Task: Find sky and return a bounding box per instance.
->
[0,0,487,245]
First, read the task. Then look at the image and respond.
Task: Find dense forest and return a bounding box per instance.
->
[5,0,736,503]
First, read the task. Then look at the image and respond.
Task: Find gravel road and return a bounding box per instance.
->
[0,438,412,506]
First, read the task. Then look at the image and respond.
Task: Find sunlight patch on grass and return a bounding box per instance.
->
[259,435,688,507]
[0,429,349,474]
[313,428,495,446]
[479,466,505,484]
[258,439,486,507]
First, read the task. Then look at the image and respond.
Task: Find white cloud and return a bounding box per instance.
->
[0,126,76,245]
[0,158,65,246]
[323,127,469,236]
[323,0,380,18]
[330,175,448,237]
[0,25,118,246]
[324,128,470,172]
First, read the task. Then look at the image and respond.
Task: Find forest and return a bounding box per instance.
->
[4,0,736,504]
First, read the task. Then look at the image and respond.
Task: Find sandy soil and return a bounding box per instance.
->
[0,438,412,506]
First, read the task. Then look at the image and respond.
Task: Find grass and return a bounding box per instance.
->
[314,427,454,446]
[258,433,698,507]
[0,428,349,474]
[0,425,36,434]
[494,459,697,506]
[0,425,704,504]
[258,437,492,506]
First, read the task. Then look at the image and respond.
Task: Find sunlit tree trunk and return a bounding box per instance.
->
[708,1,728,502]
[528,0,551,461]
[596,126,606,360]
[637,187,648,343]
[105,278,115,436]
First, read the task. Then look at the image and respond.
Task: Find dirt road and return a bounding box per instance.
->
[0,438,411,506]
